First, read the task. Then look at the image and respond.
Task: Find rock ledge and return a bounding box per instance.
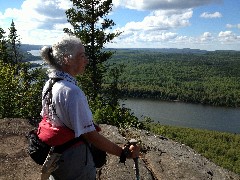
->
[99,124,240,180]
[0,119,239,180]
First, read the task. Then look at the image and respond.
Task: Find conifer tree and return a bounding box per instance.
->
[0,28,9,63]
[8,20,22,65]
[64,0,121,100]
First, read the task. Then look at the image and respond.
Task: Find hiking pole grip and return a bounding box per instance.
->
[129,139,140,180]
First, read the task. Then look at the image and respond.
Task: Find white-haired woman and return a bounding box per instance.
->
[38,35,140,179]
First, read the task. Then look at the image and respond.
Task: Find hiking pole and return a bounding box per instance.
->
[129,139,140,180]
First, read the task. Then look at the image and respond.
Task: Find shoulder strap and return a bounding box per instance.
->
[43,78,62,104]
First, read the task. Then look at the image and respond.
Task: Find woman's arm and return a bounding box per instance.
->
[82,130,122,156]
[83,130,140,159]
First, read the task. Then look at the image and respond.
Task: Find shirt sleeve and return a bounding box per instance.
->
[67,87,96,137]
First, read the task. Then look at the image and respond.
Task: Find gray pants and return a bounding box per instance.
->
[49,144,96,180]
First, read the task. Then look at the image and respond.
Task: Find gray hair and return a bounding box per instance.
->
[41,35,83,69]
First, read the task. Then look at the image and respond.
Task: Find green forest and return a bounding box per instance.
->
[104,49,240,107]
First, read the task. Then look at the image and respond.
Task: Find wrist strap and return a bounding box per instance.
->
[119,144,131,164]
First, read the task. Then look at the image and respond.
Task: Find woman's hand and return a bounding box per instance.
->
[129,144,140,159]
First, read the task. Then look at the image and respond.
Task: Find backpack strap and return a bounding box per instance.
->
[43,78,62,105]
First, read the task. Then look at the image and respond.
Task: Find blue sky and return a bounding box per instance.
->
[0,0,239,51]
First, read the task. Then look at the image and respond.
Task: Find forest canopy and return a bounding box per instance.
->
[104,49,240,107]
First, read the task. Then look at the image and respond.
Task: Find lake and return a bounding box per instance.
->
[28,50,40,56]
[120,98,240,134]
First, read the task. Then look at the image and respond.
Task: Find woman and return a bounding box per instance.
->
[38,35,140,179]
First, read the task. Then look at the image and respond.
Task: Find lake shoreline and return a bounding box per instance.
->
[120,98,240,134]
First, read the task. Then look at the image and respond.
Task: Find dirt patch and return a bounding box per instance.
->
[0,118,41,180]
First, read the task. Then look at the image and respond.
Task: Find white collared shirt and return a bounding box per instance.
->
[41,69,95,137]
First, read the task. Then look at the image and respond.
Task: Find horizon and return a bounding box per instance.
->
[23,44,240,53]
[1,0,239,51]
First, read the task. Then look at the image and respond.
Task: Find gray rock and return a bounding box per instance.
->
[97,124,240,180]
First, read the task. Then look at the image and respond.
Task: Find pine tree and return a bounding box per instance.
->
[8,20,22,65]
[64,0,121,100]
[0,28,9,63]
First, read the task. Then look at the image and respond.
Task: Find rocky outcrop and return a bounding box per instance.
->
[0,119,239,180]
[98,124,239,180]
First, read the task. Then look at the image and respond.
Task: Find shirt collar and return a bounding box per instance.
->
[48,69,77,85]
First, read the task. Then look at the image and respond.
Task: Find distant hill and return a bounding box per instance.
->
[19,44,42,62]
[107,48,210,54]
[20,44,43,52]
[20,44,239,55]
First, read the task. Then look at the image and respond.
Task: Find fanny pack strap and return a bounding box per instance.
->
[53,136,84,153]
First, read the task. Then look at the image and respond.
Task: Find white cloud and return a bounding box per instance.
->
[113,0,222,10]
[3,8,21,18]
[226,24,234,28]
[218,31,240,43]
[108,29,239,50]
[1,0,71,45]
[140,31,177,42]
[175,36,189,42]
[200,32,213,42]
[119,9,192,35]
[149,9,192,29]
[226,23,240,29]
[108,31,178,48]
[200,12,222,18]
[111,8,192,48]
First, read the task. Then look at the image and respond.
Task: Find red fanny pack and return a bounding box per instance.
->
[37,117,101,146]
[37,117,76,146]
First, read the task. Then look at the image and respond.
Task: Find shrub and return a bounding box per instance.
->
[90,96,143,129]
[0,60,46,118]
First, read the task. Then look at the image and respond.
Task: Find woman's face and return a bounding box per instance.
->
[68,46,89,76]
